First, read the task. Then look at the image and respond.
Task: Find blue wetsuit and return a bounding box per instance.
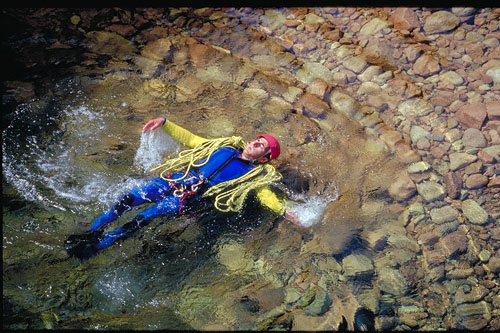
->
[91,147,255,249]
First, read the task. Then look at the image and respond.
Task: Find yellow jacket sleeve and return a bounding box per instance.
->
[255,187,287,215]
[161,118,208,148]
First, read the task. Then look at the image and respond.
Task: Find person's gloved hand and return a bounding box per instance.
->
[142,117,166,133]
[285,208,303,227]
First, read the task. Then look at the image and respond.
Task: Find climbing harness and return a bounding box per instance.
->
[162,171,205,214]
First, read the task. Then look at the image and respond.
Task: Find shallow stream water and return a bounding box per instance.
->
[4,7,496,331]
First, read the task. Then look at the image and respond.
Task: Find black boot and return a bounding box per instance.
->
[65,230,103,260]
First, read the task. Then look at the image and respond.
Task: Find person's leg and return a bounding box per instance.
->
[90,177,172,231]
[96,194,184,250]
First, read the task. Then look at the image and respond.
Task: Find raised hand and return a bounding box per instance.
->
[142,118,165,133]
[285,208,303,227]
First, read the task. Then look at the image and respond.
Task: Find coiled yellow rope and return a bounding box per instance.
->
[202,163,282,212]
[149,136,281,212]
[150,136,246,181]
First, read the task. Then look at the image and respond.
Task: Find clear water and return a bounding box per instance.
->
[2,7,465,331]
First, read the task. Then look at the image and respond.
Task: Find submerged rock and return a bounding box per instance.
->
[397,98,433,117]
[413,54,440,77]
[449,152,478,171]
[388,170,416,201]
[465,174,489,189]
[429,205,459,224]
[462,128,487,148]
[456,301,491,330]
[416,181,446,202]
[487,256,500,274]
[486,66,500,85]
[296,62,334,85]
[342,254,374,278]
[216,240,254,272]
[461,199,489,225]
[423,11,459,34]
[359,18,392,35]
[455,103,487,130]
[304,291,333,316]
[84,30,138,59]
[390,8,420,31]
[376,267,407,296]
[329,90,360,118]
[440,230,468,257]
[407,161,431,174]
[481,145,500,162]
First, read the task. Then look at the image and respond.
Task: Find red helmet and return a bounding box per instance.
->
[256,134,281,160]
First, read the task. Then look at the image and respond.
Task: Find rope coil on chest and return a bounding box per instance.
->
[150,136,246,181]
[202,163,282,212]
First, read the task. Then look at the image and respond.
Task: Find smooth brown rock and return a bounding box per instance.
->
[423,11,459,34]
[464,161,483,175]
[430,90,460,107]
[465,174,489,189]
[477,150,496,163]
[465,41,484,59]
[295,92,329,119]
[430,146,447,159]
[413,54,440,76]
[363,38,394,67]
[404,45,421,62]
[462,128,487,148]
[486,101,500,120]
[488,256,500,273]
[488,176,500,188]
[444,171,462,199]
[306,79,329,99]
[85,30,138,59]
[189,42,220,68]
[388,171,417,202]
[390,8,420,31]
[440,230,468,257]
[141,38,173,61]
[455,103,487,129]
[323,29,343,41]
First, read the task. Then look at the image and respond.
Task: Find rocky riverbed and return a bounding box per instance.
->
[2,7,499,330]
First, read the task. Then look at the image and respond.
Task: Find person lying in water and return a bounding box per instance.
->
[66,116,303,259]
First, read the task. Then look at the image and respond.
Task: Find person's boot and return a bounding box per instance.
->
[65,229,103,260]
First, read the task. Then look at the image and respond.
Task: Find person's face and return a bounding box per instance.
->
[242,137,270,162]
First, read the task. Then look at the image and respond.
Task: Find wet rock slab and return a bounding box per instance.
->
[461,199,490,225]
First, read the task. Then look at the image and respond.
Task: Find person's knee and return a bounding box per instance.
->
[113,193,136,214]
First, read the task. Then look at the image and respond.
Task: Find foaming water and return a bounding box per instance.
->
[287,181,339,227]
[134,128,181,172]
[2,101,142,215]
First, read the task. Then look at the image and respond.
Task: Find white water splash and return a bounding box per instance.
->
[2,103,138,213]
[133,129,181,172]
[287,181,338,227]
